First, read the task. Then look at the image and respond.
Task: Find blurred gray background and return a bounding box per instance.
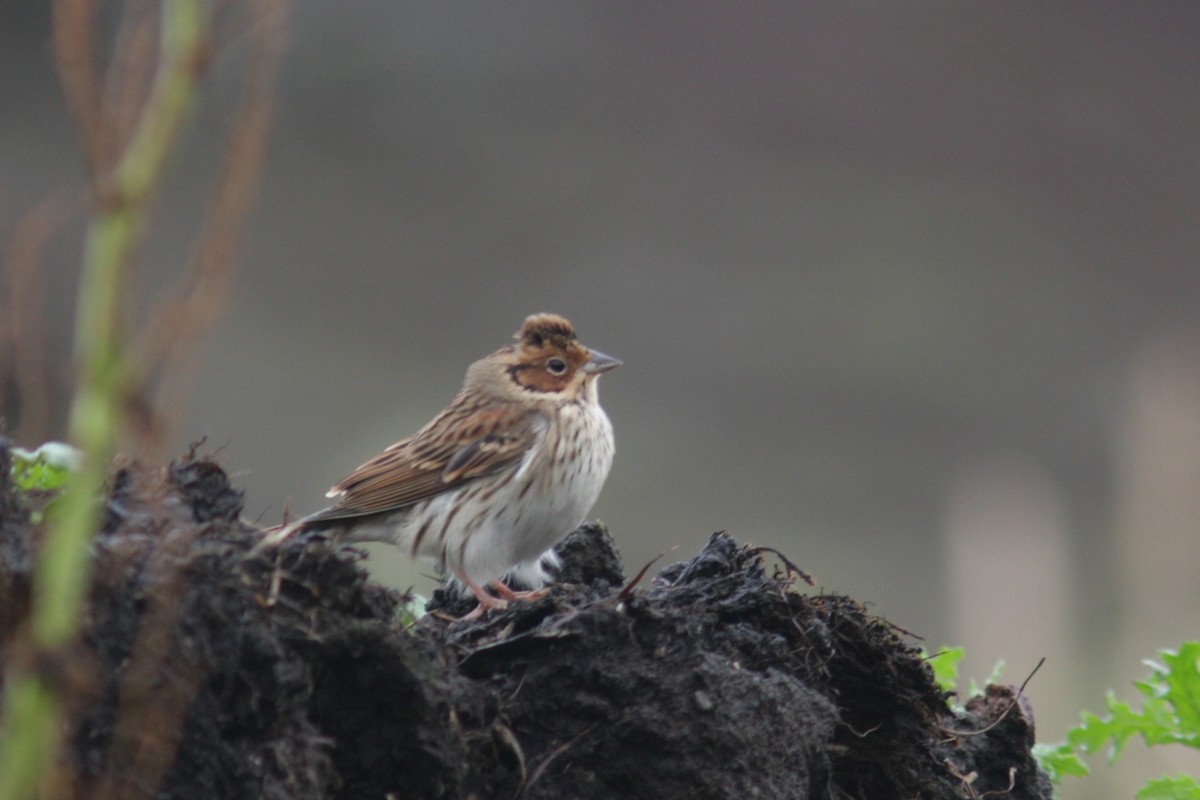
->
[4,4,1200,796]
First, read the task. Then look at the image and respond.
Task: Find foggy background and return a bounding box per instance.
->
[4,4,1200,796]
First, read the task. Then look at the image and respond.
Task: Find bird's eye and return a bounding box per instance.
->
[546,357,567,375]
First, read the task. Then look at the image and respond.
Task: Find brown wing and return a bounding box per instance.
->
[303,403,543,523]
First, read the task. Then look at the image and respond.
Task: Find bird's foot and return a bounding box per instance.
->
[488,580,549,604]
[451,572,511,622]
[458,596,509,623]
[452,578,549,622]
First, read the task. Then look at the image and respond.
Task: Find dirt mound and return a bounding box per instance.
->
[0,446,1051,799]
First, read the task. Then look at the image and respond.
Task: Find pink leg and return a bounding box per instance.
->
[453,568,508,621]
[489,579,549,603]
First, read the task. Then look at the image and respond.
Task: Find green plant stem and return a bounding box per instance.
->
[0,3,207,797]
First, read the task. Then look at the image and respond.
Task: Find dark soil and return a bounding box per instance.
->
[0,444,1052,799]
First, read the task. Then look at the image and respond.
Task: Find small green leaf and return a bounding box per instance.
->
[1163,644,1200,741]
[10,443,80,493]
[1136,774,1200,800]
[1033,742,1090,782]
[926,646,964,693]
[396,594,429,627]
[1067,707,1123,756]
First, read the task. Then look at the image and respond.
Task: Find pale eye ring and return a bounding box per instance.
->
[546,357,567,375]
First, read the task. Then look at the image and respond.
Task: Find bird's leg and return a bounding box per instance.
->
[489,579,549,603]
[448,572,548,623]
[452,568,509,622]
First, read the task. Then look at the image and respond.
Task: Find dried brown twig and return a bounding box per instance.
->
[0,193,77,443]
[51,0,108,177]
[132,0,289,450]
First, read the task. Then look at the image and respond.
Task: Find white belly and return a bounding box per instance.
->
[382,402,615,586]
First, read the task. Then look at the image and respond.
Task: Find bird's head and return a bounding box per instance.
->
[470,313,620,402]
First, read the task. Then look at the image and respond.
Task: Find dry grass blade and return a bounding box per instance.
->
[517,723,596,798]
[617,553,663,600]
[936,657,1046,741]
[749,544,815,586]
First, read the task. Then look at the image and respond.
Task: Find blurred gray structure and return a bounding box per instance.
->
[4,5,1200,796]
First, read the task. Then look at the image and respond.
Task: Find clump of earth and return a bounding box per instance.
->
[0,444,1051,799]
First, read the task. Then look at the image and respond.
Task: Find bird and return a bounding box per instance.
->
[271,313,619,619]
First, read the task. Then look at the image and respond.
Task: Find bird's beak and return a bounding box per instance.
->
[582,350,622,374]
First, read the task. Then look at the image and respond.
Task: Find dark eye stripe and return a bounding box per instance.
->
[507,363,542,392]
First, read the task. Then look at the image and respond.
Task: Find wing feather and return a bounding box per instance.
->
[303,403,542,523]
